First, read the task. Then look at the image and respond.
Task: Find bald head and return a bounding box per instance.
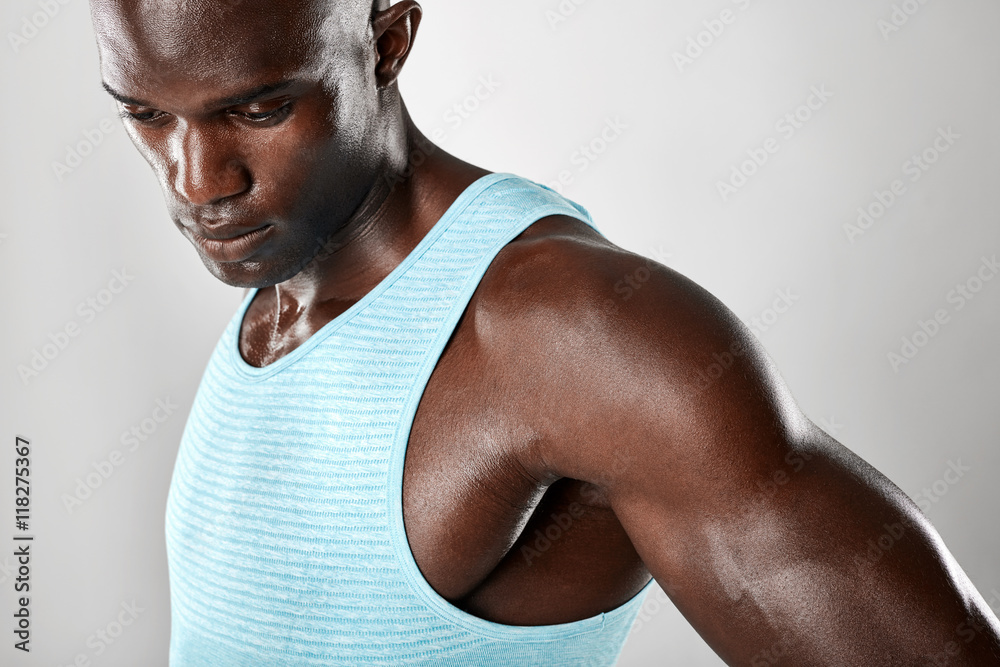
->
[92,0,378,92]
[89,0,424,287]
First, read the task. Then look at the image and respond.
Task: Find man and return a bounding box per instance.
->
[89,0,1000,664]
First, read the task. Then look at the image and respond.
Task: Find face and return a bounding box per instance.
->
[91,0,387,288]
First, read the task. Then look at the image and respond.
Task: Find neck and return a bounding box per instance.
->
[264,109,454,322]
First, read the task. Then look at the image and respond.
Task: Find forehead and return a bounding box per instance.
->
[91,0,359,100]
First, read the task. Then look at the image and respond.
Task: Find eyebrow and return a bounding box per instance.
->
[101,79,298,109]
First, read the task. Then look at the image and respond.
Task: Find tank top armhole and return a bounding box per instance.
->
[386,176,643,643]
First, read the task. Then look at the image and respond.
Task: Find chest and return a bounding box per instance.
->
[237,288,550,587]
[232,279,648,624]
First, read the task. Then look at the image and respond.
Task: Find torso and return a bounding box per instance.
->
[239,197,651,627]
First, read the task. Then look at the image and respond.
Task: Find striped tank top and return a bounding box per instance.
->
[164,172,653,665]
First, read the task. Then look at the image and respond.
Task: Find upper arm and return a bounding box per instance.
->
[514,239,1000,664]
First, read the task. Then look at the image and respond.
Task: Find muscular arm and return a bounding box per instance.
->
[524,238,1000,665]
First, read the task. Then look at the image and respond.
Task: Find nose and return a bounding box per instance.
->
[171,123,251,206]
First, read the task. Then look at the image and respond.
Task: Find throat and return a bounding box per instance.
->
[238,289,356,368]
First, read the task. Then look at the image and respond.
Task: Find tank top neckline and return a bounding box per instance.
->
[227,171,514,381]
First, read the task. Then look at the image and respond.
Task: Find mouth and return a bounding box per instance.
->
[190,225,275,263]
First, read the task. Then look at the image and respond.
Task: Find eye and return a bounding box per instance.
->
[229,102,293,124]
[119,107,167,123]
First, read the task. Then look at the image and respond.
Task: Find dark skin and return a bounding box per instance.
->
[91,0,1000,663]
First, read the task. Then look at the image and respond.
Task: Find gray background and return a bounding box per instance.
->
[2,0,998,665]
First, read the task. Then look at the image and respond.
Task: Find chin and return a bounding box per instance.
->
[199,245,322,289]
[188,221,332,288]
[199,256,285,289]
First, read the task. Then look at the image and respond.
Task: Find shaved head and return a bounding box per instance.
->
[89,0,423,287]
[91,0,376,121]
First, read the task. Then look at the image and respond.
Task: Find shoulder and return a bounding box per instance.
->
[472,213,662,329]
[470,213,811,486]
[472,212,762,384]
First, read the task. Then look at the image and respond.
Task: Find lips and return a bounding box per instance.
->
[190,225,275,263]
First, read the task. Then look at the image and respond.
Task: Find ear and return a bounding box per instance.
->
[372,0,422,87]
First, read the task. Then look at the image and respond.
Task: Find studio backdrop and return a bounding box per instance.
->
[1,0,998,665]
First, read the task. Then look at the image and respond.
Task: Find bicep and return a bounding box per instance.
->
[547,260,1000,664]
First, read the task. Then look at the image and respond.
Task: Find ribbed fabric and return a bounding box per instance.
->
[164,173,653,666]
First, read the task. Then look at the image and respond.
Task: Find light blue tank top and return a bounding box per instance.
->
[164,172,653,666]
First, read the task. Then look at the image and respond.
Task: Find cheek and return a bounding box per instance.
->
[123,125,170,180]
[315,70,378,162]
[242,125,336,208]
